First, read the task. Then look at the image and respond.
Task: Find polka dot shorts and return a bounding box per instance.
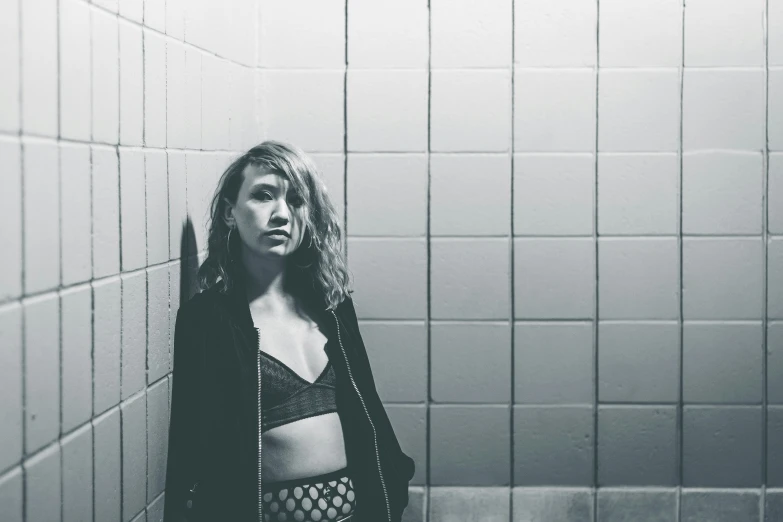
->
[262,467,357,522]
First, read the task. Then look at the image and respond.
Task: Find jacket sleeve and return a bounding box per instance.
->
[163,303,202,522]
[340,296,416,517]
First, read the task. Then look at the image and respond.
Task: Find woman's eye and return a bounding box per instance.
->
[289,196,304,206]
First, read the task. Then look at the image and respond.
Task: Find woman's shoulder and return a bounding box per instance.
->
[176,287,221,323]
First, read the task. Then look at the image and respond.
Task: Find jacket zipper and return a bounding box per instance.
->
[255,327,263,521]
[330,310,391,522]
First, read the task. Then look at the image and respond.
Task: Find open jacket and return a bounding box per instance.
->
[163,281,415,521]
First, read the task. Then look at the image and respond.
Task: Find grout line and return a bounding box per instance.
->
[509,0,516,517]
[425,0,432,518]
[677,1,686,520]
[343,0,349,254]
[592,0,600,517]
[761,0,770,518]
[18,0,27,518]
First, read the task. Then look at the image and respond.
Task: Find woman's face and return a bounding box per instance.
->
[226,165,307,260]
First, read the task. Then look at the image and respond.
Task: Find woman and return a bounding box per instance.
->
[163,141,415,522]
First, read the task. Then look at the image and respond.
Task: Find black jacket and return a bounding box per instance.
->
[163,281,416,521]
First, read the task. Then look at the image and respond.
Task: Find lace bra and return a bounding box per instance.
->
[259,346,338,433]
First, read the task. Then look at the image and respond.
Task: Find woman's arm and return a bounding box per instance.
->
[163,303,203,522]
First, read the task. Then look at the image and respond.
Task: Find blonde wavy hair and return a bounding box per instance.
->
[196,140,352,310]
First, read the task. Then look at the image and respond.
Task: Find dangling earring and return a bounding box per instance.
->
[227,227,235,262]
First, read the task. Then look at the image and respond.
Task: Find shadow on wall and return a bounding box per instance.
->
[180,217,200,305]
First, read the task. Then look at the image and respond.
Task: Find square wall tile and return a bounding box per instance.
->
[258,0,345,68]
[683,322,763,404]
[145,150,169,265]
[682,238,764,320]
[598,69,680,152]
[23,138,59,294]
[597,406,678,486]
[0,139,21,300]
[514,405,594,486]
[514,0,597,67]
[61,285,93,433]
[430,488,510,522]
[119,0,141,22]
[680,490,760,522]
[347,238,427,319]
[122,393,147,521]
[61,423,93,522]
[0,0,20,133]
[262,70,344,153]
[184,48,202,150]
[360,322,427,403]
[119,19,143,147]
[513,488,594,522]
[431,154,511,236]
[309,154,345,223]
[385,405,426,485]
[682,69,765,151]
[515,322,593,404]
[119,148,146,271]
[92,7,119,145]
[514,69,596,153]
[431,405,510,486]
[23,294,60,454]
[514,238,596,319]
[121,271,147,400]
[21,0,58,137]
[598,238,680,320]
[200,54,230,151]
[770,323,783,403]
[60,143,92,285]
[431,0,512,68]
[597,153,679,236]
[403,488,425,522]
[144,29,166,148]
[598,322,680,403]
[144,0,165,31]
[684,0,765,67]
[432,322,511,403]
[93,276,121,415]
[23,444,60,522]
[0,467,23,522]
[431,70,511,152]
[682,152,764,234]
[147,379,169,501]
[682,406,762,487]
[513,153,594,236]
[59,0,91,141]
[347,70,428,152]
[347,154,427,236]
[771,70,783,151]
[769,240,783,319]
[773,1,783,66]
[147,265,170,383]
[348,0,428,68]
[92,145,120,278]
[166,40,187,150]
[93,407,121,522]
[0,303,23,472]
[597,489,677,522]
[431,238,510,320]
[166,0,185,40]
[168,151,187,260]
[598,0,682,67]
[769,407,783,486]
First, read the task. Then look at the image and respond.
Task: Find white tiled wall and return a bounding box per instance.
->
[3,0,783,521]
[0,0,260,520]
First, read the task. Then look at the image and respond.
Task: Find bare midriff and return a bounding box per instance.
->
[261,412,348,482]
